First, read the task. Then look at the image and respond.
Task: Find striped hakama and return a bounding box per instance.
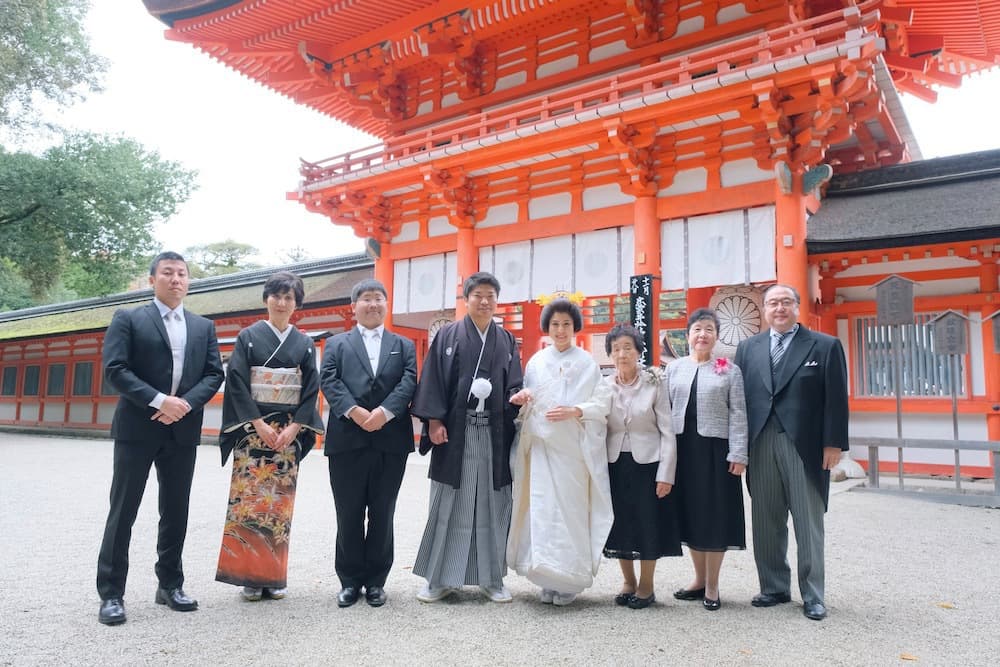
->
[412,410,512,588]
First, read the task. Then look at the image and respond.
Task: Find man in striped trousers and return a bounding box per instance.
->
[734,284,849,621]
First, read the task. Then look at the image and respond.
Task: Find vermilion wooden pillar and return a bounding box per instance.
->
[686,287,715,317]
[634,195,661,367]
[980,259,1000,449]
[774,171,812,323]
[374,252,394,329]
[455,225,476,319]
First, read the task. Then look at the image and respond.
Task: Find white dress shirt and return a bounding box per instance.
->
[149,297,187,409]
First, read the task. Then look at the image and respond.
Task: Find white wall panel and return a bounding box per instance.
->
[687,210,744,288]
[661,219,686,289]
[427,216,455,237]
[575,228,620,296]
[494,241,531,303]
[409,254,447,312]
[392,259,410,314]
[531,236,573,297]
[528,193,572,219]
[747,205,776,283]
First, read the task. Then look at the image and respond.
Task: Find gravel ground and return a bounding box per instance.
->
[1,433,997,666]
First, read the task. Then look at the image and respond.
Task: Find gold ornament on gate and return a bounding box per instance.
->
[535,290,585,307]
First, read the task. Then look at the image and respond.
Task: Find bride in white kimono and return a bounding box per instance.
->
[508,298,613,606]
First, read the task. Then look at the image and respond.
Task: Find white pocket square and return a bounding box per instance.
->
[804,360,818,367]
[390,351,400,355]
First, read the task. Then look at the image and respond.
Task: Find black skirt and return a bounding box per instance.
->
[603,452,682,560]
[674,371,746,552]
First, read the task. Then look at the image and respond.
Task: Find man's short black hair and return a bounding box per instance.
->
[462,272,501,299]
[351,279,388,303]
[149,251,187,276]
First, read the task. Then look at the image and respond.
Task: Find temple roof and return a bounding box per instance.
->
[807,149,1000,253]
[0,254,372,342]
[143,1,1000,141]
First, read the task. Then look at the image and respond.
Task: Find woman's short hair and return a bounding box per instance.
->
[351,278,387,303]
[262,271,305,307]
[687,307,720,332]
[540,298,583,333]
[605,323,644,356]
[462,271,501,298]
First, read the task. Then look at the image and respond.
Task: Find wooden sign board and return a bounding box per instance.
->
[930,311,968,356]
[874,275,914,326]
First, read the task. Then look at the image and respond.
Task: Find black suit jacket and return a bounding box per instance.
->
[734,325,849,504]
[320,327,416,456]
[103,302,224,445]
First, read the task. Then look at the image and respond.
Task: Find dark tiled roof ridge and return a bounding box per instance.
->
[827,149,1000,195]
[0,253,372,324]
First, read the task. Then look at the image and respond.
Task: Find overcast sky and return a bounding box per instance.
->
[44,1,1000,265]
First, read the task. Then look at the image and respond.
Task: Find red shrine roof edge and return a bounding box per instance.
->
[144,1,1000,142]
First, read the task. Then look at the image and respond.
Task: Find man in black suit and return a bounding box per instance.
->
[320,279,416,608]
[96,251,224,626]
[734,284,848,621]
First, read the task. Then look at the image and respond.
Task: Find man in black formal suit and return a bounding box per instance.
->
[734,284,848,621]
[320,279,417,608]
[96,251,224,625]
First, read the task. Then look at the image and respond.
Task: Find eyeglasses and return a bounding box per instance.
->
[764,298,797,308]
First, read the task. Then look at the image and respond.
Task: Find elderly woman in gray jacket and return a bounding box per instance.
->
[602,324,681,610]
[666,308,748,611]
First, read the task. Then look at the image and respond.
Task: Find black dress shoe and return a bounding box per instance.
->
[365,586,387,607]
[614,592,635,606]
[155,587,198,611]
[703,597,721,611]
[98,598,126,625]
[337,586,360,608]
[751,592,792,607]
[673,587,706,601]
[627,592,656,609]
[803,602,827,620]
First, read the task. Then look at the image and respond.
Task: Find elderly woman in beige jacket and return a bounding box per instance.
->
[666,308,748,611]
[602,324,681,610]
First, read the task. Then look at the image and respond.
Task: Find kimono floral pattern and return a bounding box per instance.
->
[216,413,299,588]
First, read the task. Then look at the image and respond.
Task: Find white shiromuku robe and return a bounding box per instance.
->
[507,345,614,594]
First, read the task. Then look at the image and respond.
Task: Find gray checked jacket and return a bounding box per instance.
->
[663,356,749,465]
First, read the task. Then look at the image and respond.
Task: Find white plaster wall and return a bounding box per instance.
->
[528,193,572,219]
[835,256,977,277]
[427,216,455,237]
[42,401,65,423]
[495,71,528,92]
[659,167,707,195]
[392,259,410,314]
[98,403,116,424]
[590,40,629,62]
[0,403,15,419]
[393,221,419,242]
[69,403,92,423]
[479,202,519,228]
[537,55,579,79]
[582,183,634,210]
[720,158,773,187]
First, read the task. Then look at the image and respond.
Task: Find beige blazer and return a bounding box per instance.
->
[604,370,677,484]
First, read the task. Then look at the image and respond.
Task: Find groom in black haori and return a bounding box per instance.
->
[411,271,523,604]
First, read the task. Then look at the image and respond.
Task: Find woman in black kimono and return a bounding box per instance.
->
[215,271,324,601]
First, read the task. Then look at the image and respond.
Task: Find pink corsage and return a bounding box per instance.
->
[713,357,730,375]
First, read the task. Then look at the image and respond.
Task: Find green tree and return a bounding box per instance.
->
[0,0,106,131]
[186,240,261,277]
[0,258,33,311]
[0,134,197,299]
